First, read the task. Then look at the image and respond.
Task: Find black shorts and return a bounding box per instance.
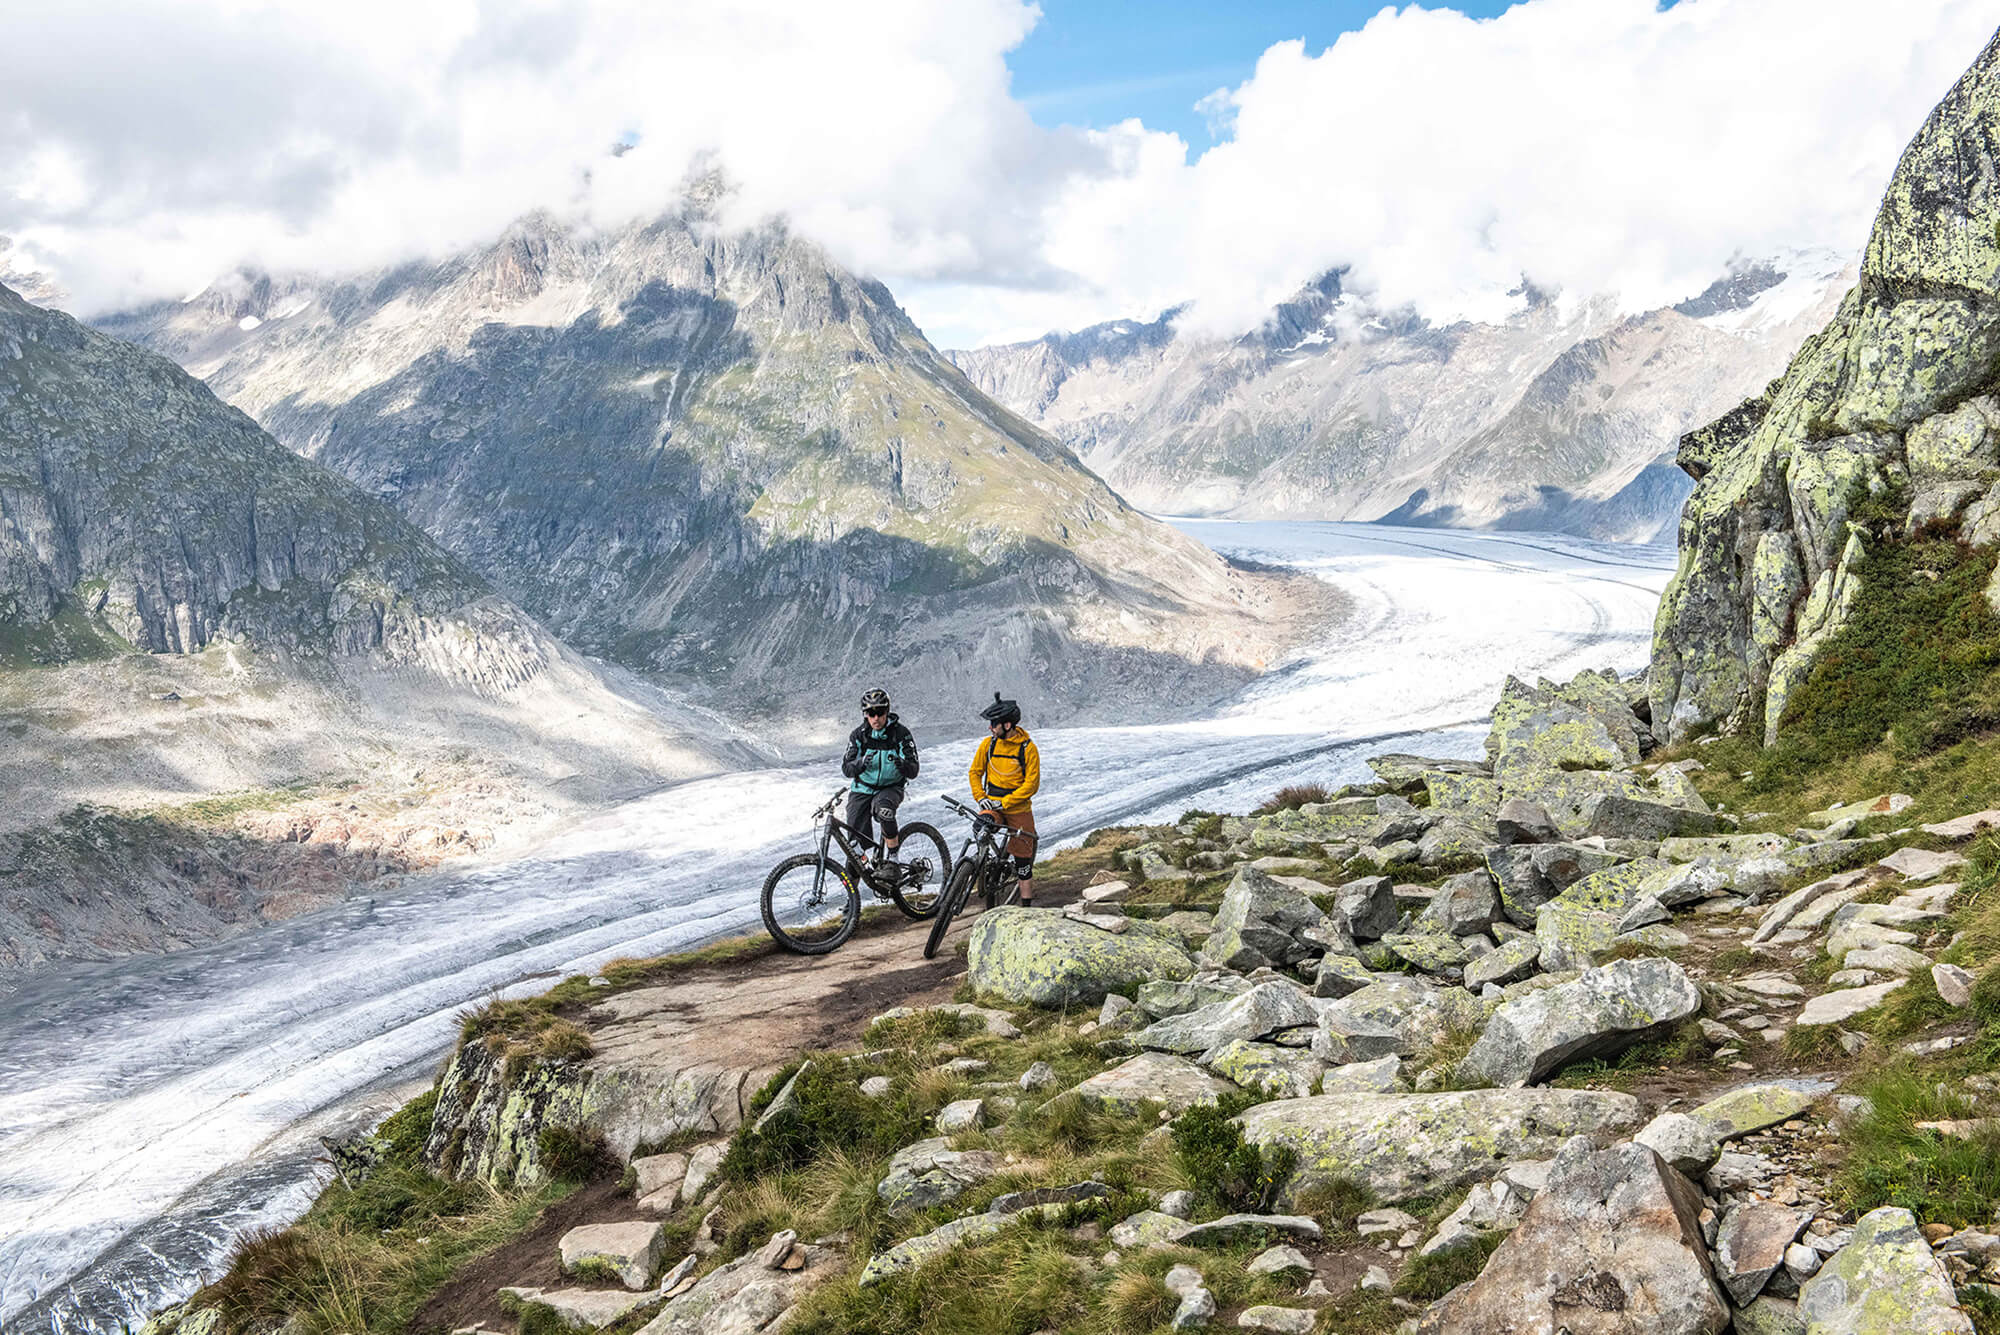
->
[846,786,904,843]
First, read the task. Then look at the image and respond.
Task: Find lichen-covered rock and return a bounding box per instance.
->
[1579,794,1719,841]
[1133,980,1320,1055]
[1633,1111,1722,1178]
[967,907,1194,1008]
[1488,672,1646,781]
[858,1213,1012,1287]
[1418,869,1503,936]
[1797,1206,1972,1334]
[1313,977,1484,1059]
[1536,899,1621,973]
[1369,753,1493,790]
[1071,1051,1234,1113]
[1379,931,1472,977]
[1489,842,1629,927]
[1202,1039,1326,1099]
[1312,952,1374,998]
[1415,1142,1728,1334]
[1459,958,1701,1087]
[136,1307,220,1335]
[1234,1088,1641,1205]
[1318,1054,1404,1094]
[1692,1080,1836,1141]
[1200,865,1331,970]
[1138,972,1253,1019]
[1465,935,1542,989]
[1654,31,2000,745]
[876,1137,1005,1211]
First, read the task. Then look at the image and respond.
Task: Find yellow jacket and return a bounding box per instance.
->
[969,727,1040,812]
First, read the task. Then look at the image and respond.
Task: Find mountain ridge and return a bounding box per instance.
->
[951,254,1852,542]
[103,209,1307,729]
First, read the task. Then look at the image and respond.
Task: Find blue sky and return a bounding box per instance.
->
[1007,1,1518,149]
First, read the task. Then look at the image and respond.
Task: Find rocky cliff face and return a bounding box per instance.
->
[1651,29,2000,744]
[104,209,1291,726]
[951,259,1850,543]
[0,281,491,665]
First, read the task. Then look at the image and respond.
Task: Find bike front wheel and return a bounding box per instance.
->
[924,860,979,960]
[761,854,860,954]
[881,821,951,920]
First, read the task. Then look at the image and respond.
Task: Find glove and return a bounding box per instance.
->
[979,797,1002,811]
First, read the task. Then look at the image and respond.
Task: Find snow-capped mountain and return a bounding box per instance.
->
[951,253,1854,542]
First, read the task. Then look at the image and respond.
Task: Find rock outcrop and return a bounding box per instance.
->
[1653,30,2000,743]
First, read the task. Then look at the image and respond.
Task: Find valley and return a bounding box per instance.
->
[0,520,1670,1334]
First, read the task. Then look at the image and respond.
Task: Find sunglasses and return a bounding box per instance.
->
[865,708,888,717]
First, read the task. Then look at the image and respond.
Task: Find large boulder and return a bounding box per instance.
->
[1070,1052,1234,1113]
[1201,866,1331,970]
[1460,959,1702,1087]
[1414,1143,1729,1335]
[1334,874,1400,940]
[1234,1088,1641,1205]
[876,1138,1006,1212]
[966,908,1194,1008]
[1488,672,1647,782]
[1313,977,1483,1059]
[1204,1040,1326,1099]
[1797,1206,1973,1334]
[1488,843,1629,926]
[1132,980,1320,1055]
[1418,869,1503,936]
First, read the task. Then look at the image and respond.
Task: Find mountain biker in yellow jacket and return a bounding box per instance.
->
[969,692,1040,905]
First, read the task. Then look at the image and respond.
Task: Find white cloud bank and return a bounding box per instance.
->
[1,0,1994,347]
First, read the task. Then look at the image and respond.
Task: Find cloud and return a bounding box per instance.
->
[1,0,1994,347]
[1047,0,2000,338]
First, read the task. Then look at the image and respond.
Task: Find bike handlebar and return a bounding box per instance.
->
[935,793,1039,849]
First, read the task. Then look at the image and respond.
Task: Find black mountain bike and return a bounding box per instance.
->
[760,788,952,954]
[924,794,1040,959]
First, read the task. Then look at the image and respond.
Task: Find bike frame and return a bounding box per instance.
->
[807,788,893,900]
[939,794,1038,902]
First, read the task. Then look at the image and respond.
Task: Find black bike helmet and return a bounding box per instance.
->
[979,691,1021,725]
[860,687,891,712]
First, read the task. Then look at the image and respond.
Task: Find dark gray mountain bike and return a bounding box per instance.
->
[924,794,1039,959]
[760,787,951,954]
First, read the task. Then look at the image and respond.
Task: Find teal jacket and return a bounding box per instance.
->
[841,715,920,794]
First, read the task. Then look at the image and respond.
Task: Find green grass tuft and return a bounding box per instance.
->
[1393,1230,1505,1300]
[1839,1068,2000,1226]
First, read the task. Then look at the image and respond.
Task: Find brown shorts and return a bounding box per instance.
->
[999,806,1037,875]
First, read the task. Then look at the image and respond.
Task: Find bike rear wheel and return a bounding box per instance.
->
[881,821,950,919]
[761,854,860,954]
[924,860,979,960]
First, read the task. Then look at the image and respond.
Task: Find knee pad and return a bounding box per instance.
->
[1014,855,1034,879]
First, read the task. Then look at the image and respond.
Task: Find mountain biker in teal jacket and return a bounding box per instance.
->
[842,688,920,867]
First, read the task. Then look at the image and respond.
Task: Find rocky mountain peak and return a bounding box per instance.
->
[103,209,1290,726]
